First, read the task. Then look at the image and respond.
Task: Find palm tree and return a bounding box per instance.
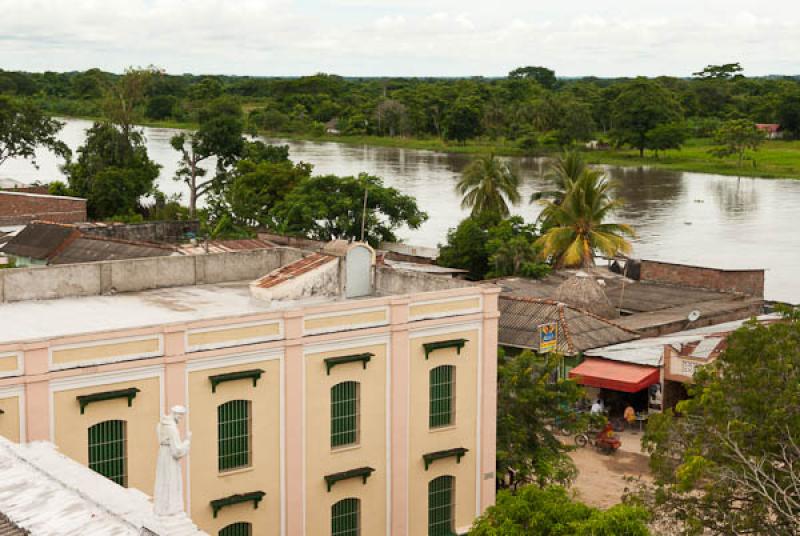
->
[535,172,635,269]
[530,149,593,204]
[456,154,521,219]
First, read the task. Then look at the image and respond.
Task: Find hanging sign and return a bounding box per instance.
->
[538,322,558,353]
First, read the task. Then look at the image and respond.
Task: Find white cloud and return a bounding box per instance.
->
[0,0,798,76]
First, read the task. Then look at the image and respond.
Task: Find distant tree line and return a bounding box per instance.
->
[1,63,800,151]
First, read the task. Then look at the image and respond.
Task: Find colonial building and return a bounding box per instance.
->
[0,242,498,536]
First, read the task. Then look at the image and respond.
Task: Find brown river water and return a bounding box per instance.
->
[2,118,798,303]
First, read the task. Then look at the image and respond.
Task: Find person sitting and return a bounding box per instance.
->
[590,399,604,415]
[595,423,621,451]
[624,405,636,427]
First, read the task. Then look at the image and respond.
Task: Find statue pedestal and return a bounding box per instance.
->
[146,512,205,536]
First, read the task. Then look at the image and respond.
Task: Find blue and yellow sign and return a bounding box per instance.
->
[538,322,558,353]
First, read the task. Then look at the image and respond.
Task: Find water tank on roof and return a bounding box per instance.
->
[345,243,374,298]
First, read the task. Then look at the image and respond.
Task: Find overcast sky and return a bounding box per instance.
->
[1,0,799,78]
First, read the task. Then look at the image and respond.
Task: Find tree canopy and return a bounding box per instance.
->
[643,310,800,535]
[470,485,651,535]
[456,154,520,220]
[612,78,684,157]
[272,173,427,247]
[0,95,69,168]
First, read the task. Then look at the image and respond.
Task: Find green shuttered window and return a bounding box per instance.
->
[218,400,252,471]
[331,381,360,448]
[428,475,455,536]
[88,420,127,487]
[219,522,252,536]
[429,365,455,428]
[331,498,360,536]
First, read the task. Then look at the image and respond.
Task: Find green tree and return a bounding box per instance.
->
[486,217,550,279]
[643,310,800,535]
[103,67,158,139]
[530,149,588,204]
[457,154,520,220]
[273,173,428,247]
[64,122,160,219]
[646,122,689,157]
[0,96,70,168]
[444,96,483,143]
[497,350,587,487]
[692,62,744,80]
[145,95,177,120]
[214,154,312,229]
[777,89,800,139]
[508,66,558,90]
[612,78,683,157]
[170,97,245,215]
[536,172,635,268]
[710,119,764,167]
[437,217,491,280]
[470,485,651,535]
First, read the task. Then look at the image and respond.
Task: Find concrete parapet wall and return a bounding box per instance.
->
[640,260,765,298]
[375,265,472,295]
[0,248,290,303]
[78,221,200,244]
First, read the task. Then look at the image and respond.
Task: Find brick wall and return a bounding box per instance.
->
[640,260,764,297]
[0,192,87,226]
[78,220,200,244]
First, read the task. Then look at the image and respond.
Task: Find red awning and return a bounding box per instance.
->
[569,357,659,393]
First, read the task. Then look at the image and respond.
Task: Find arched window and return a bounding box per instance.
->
[219,522,252,536]
[88,420,127,486]
[429,365,455,428]
[331,497,360,536]
[331,381,360,448]
[218,400,252,471]
[428,475,455,536]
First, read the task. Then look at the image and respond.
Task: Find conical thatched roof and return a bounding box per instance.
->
[554,272,617,319]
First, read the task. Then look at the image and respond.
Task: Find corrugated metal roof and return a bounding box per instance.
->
[253,253,336,289]
[1,222,78,260]
[499,295,638,355]
[0,512,27,536]
[50,236,174,264]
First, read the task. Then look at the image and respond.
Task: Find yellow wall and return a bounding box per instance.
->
[408,329,479,535]
[0,395,20,442]
[187,322,281,350]
[52,337,161,367]
[52,376,161,494]
[188,358,282,536]
[304,309,387,333]
[0,353,19,373]
[410,297,481,320]
[304,342,388,536]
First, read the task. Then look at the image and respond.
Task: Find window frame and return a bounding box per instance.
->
[331,381,360,449]
[428,475,455,536]
[218,522,252,536]
[88,419,128,487]
[217,399,253,472]
[331,497,360,536]
[429,365,456,429]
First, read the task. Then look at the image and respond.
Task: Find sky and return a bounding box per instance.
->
[1,0,799,78]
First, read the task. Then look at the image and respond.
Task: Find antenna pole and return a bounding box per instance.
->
[360,182,369,242]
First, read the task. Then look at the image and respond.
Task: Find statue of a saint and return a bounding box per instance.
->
[154,405,192,516]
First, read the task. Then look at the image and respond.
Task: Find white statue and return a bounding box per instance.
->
[154,405,192,516]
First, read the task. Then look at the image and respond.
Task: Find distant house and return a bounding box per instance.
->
[755,123,783,139]
[1,221,176,266]
[324,118,341,135]
[0,190,87,226]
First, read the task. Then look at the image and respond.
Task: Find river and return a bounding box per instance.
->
[2,118,798,303]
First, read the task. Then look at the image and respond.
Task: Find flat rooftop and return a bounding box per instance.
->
[0,282,335,344]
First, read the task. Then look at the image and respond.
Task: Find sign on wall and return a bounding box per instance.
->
[538,322,558,353]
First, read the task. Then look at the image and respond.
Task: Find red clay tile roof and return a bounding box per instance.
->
[756,123,780,132]
[253,253,336,290]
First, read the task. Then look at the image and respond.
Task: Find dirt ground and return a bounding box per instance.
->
[566,429,652,509]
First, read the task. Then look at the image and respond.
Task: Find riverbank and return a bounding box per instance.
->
[61,115,800,179]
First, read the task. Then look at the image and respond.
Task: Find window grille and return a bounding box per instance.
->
[219,522,252,536]
[428,475,455,536]
[218,400,251,471]
[331,497,360,536]
[88,420,127,487]
[331,381,360,448]
[429,365,455,428]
